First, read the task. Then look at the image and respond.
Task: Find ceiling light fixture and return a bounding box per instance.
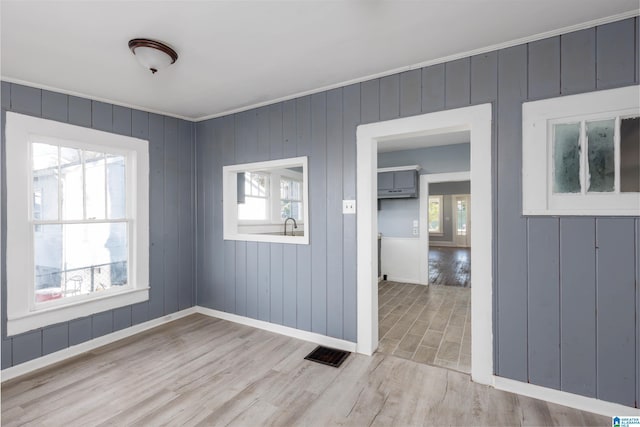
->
[128,38,178,74]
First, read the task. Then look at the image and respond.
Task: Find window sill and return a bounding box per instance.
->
[429,232,444,236]
[7,287,149,336]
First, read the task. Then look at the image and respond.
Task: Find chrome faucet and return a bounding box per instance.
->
[284,217,298,236]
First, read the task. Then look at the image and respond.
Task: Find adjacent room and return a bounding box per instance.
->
[1,1,639,425]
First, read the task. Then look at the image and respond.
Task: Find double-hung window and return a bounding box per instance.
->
[279,175,303,222]
[6,112,149,336]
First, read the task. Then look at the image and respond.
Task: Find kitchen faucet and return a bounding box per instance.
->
[284,217,298,236]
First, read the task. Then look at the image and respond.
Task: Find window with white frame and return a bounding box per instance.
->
[522,85,640,216]
[280,176,303,221]
[5,112,149,336]
[238,172,270,221]
[428,195,443,234]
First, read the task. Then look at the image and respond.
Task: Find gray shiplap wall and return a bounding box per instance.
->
[196,17,640,407]
[1,83,196,368]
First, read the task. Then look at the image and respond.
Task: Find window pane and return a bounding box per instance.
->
[60,147,83,219]
[586,119,615,193]
[34,222,128,302]
[107,155,126,219]
[428,197,441,232]
[238,196,268,220]
[32,143,58,220]
[553,123,581,193]
[246,172,268,197]
[85,152,105,220]
[281,200,302,221]
[456,199,468,236]
[620,117,640,193]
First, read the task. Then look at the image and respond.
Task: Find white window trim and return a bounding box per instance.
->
[5,112,150,336]
[223,157,309,245]
[427,194,444,235]
[522,85,640,216]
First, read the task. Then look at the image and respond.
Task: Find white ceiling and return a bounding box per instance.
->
[377,130,469,153]
[2,1,638,121]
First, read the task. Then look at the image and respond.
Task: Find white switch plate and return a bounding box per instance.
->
[412,220,419,227]
[343,200,356,214]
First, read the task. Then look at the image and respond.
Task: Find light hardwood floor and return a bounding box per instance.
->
[379,281,471,373]
[1,314,607,426]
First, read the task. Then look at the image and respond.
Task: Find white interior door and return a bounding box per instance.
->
[453,194,471,247]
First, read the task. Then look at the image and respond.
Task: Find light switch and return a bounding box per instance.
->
[343,200,356,214]
[412,219,419,227]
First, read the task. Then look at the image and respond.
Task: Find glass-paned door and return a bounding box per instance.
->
[453,194,471,247]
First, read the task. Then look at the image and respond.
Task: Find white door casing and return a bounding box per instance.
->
[356,104,493,386]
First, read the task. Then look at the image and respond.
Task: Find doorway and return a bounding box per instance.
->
[356,104,493,386]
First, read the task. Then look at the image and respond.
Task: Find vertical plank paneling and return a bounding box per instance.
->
[113,106,132,136]
[10,83,41,117]
[12,331,41,365]
[326,88,344,339]
[68,96,91,127]
[528,37,560,100]
[269,103,283,160]
[235,241,247,317]
[68,317,92,346]
[1,81,11,108]
[270,244,284,325]
[636,17,639,84]
[282,244,297,328]
[445,58,471,108]
[597,18,636,89]
[422,64,445,113]
[496,44,528,382]
[178,120,194,310]
[342,83,360,341]
[560,218,596,397]
[163,118,179,314]
[212,118,227,310]
[41,90,68,122]
[195,121,211,308]
[361,79,380,124]
[131,109,151,326]
[224,240,236,313]
[296,96,313,332]
[596,218,636,407]
[42,324,68,355]
[92,311,113,338]
[560,28,596,94]
[256,106,270,162]
[309,93,327,334]
[148,113,165,319]
[281,101,297,326]
[91,101,112,132]
[470,52,498,104]
[257,243,270,322]
[246,241,258,319]
[399,69,421,117]
[282,100,297,158]
[379,74,400,121]
[2,339,12,369]
[527,218,560,389]
[113,306,132,332]
[2,87,194,369]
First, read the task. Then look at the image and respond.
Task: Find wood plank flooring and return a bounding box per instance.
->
[428,247,471,287]
[379,281,471,373]
[1,314,607,426]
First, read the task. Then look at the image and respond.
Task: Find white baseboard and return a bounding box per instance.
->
[493,376,640,417]
[1,307,198,383]
[195,306,357,353]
